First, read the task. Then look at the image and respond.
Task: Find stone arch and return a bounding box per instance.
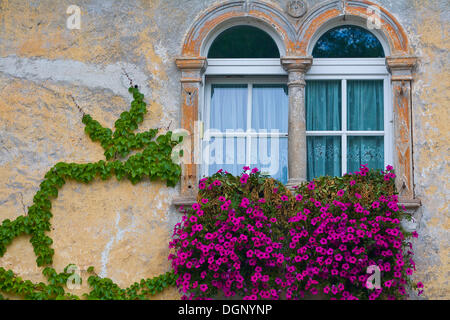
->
[306,16,391,57]
[181,0,297,57]
[297,0,410,56]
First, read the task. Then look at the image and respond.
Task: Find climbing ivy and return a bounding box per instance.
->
[84,268,177,300]
[0,85,180,299]
[0,265,177,300]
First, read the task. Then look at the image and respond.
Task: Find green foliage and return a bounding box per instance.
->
[0,265,79,300]
[84,268,178,300]
[0,265,178,300]
[0,85,180,299]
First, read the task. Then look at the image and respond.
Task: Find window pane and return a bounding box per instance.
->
[208,25,280,58]
[210,84,247,131]
[347,136,384,173]
[250,137,288,184]
[252,84,288,132]
[206,136,246,176]
[306,80,341,131]
[307,136,341,180]
[347,80,384,131]
[312,25,385,58]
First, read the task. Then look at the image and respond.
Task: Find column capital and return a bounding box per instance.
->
[280,56,313,72]
[176,57,207,83]
[175,56,207,71]
[386,56,418,81]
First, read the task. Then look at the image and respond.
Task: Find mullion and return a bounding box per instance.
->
[246,83,252,167]
[342,79,347,175]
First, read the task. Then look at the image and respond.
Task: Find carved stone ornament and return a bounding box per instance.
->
[286,0,307,18]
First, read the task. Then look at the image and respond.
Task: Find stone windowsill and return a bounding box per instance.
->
[173,194,422,211]
[398,197,422,210]
[172,195,197,207]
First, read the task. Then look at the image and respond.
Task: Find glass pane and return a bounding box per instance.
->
[210,84,247,131]
[208,25,280,58]
[206,136,247,176]
[306,80,341,131]
[312,25,385,58]
[307,136,341,180]
[252,84,288,132]
[347,80,384,131]
[250,137,288,184]
[347,136,384,173]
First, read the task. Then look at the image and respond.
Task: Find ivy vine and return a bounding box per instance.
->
[0,85,181,299]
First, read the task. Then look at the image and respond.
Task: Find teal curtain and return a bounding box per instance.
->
[347,136,384,173]
[307,136,341,180]
[347,80,384,131]
[306,80,341,131]
[346,80,384,173]
[306,80,342,179]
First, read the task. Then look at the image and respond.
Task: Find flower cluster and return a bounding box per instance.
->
[284,164,419,300]
[169,165,422,300]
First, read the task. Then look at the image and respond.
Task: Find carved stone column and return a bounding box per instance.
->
[386,56,420,207]
[281,56,312,188]
[174,57,207,204]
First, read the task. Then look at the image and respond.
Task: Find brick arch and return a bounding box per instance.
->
[297,0,410,56]
[181,0,297,57]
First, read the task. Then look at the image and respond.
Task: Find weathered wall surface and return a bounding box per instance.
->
[0,0,448,299]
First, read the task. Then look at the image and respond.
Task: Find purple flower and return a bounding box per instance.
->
[240,174,249,184]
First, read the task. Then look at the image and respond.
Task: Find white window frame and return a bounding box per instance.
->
[201,75,288,178]
[305,58,393,176]
[205,59,286,76]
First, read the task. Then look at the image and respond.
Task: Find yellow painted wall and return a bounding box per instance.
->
[0,0,448,299]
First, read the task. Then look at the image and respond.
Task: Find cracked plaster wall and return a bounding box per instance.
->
[0,0,448,299]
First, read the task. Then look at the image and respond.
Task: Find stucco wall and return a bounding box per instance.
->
[0,0,448,299]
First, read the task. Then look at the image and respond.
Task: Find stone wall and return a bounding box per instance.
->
[0,0,448,299]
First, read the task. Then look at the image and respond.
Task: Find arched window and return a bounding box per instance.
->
[202,25,288,183]
[306,24,392,180]
[208,25,280,58]
[312,25,385,58]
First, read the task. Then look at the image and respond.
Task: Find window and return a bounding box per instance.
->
[202,24,288,183]
[312,25,385,58]
[208,25,280,58]
[177,1,418,206]
[201,23,391,184]
[307,25,392,180]
[203,78,289,183]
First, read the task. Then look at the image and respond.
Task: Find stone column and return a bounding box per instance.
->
[281,56,312,188]
[174,57,207,204]
[386,56,420,208]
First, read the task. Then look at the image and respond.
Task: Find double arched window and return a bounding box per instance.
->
[175,1,418,208]
[201,23,391,184]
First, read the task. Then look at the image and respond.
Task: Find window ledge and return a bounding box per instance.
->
[172,195,197,207]
[398,198,422,211]
[172,195,421,210]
